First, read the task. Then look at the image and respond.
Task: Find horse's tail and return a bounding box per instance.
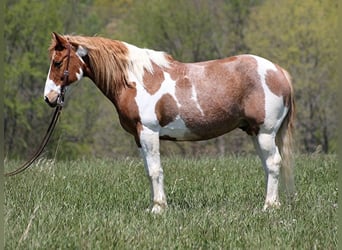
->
[276,69,295,194]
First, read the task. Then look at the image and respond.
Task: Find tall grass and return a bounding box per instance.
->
[5,155,337,249]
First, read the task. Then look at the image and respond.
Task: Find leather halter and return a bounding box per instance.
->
[57,40,71,106]
[4,40,72,176]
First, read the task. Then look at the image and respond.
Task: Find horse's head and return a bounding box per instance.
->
[44,32,88,107]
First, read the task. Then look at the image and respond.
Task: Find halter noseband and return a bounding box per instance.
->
[57,39,71,107]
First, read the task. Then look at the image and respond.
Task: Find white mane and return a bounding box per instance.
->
[123,42,170,83]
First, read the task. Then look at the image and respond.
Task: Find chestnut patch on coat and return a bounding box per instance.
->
[167,55,265,139]
[155,94,179,127]
[265,65,292,106]
[143,62,165,95]
[116,83,141,141]
[224,56,238,63]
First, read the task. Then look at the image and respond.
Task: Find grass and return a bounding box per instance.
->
[4,155,337,249]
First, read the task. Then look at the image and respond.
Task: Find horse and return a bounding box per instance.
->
[44,32,295,213]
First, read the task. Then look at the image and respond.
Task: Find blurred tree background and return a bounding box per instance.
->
[4,0,338,160]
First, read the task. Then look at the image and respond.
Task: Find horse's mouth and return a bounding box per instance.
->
[44,91,59,108]
[44,96,57,107]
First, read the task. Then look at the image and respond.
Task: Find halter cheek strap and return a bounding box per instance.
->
[57,40,71,107]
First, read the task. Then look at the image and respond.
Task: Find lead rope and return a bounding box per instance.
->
[4,105,63,176]
[4,42,71,177]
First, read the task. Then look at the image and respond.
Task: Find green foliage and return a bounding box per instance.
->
[4,155,337,249]
[114,0,259,61]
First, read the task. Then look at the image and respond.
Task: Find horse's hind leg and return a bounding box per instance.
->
[252,132,282,210]
[139,127,167,214]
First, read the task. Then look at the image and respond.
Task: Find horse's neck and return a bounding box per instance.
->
[91,76,127,108]
[88,63,128,105]
[87,42,172,108]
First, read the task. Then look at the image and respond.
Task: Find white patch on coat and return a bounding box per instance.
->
[134,71,194,139]
[159,115,196,140]
[44,65,60,98]
[76,68,84,81]
[125,44,202,139]
[190,84,204,116]
[76,45,88,58]
[252,55,288,134]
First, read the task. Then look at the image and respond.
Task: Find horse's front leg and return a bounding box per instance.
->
[139,126,167,213]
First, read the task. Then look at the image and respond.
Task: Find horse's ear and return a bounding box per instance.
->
[51,32,67,50]
[51,32,58,39]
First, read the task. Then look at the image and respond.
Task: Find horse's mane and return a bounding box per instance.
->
[49,35,172,97]
[69,35,129,96]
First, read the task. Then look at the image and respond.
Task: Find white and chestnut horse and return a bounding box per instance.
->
[44,33,295,213]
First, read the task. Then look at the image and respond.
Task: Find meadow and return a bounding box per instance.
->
[4,155,337,249]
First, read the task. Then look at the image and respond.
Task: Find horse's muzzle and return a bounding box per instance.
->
[44,96,57,108]
[44,91,59,108]
[45,96,57,107]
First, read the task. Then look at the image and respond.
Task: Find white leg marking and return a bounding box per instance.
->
[252,55,291,210]
[139,126,167,213]
[256,132,282,210]
[252,136,266,171]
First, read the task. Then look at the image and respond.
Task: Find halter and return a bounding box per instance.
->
[57,40,71,106]
[5,40,72,177]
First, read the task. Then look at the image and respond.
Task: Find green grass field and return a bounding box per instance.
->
[4,155,337,249]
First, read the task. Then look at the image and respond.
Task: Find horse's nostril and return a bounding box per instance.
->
[44,96,50,104]
[44,96,56,107]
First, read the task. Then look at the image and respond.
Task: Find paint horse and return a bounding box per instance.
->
[44,33,295,213]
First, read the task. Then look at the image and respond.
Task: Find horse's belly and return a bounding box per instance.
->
[158,115,239,141]
[159,116,201,140]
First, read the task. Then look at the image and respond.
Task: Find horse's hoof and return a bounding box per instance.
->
[263,201,281,211]
[149,203,167,214]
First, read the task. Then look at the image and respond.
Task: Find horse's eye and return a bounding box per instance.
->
[53,61,62,68]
